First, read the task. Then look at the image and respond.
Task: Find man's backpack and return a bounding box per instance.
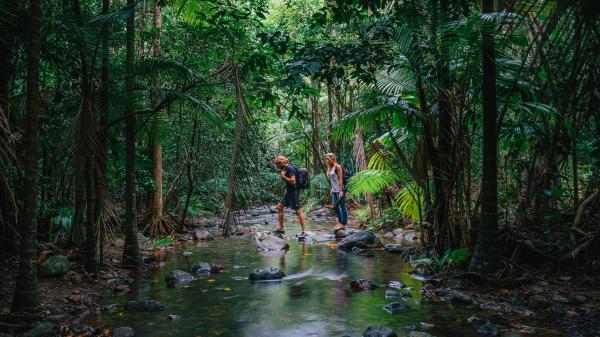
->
[338,165,353,191]
[296,167,310,190]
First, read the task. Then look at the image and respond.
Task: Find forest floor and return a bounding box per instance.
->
[0,206,599,336]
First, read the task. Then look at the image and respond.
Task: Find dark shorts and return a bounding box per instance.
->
[279,188,301,211]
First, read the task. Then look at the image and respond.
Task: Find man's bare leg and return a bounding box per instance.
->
[296,209,306,233]
[277,203,285,231]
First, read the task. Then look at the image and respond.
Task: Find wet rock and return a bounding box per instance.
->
[193,229,215,241]
[191,262,212,275]
[572,295,586,304]
[408,332,434,337]
[451,290,473,304]
[501,334,522,337]
[38,255,70,277]
[363,326,398,337]
[256,235,289,251]
[165,270,194,285]
[488,314,508,325]
[383,302,408,313]
[548,305,566,317]
[181,251,192,257]
[467,316,482,324]
[384,244,403,253]
[335,229,347,239]
[248,267,285,282]
[113,327,135,337]
[71,325,94,334]
[63,270,82,283]
[477,323,498,336]
[528,295,551,309]
[23,322,56,337]
[337,230,382,251]
[124,300,164,312]
[211,264,225,273]
[350,279,378,291]
[388,280,405,289]
[398,291,412,300]
[393,228,404,236]
[102,304,118,313]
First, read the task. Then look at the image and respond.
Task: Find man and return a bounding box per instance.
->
[274,155,306,236]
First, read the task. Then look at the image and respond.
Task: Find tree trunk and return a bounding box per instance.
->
[470,0,500,273]
[96,0,111,265]
[12,0,41,313]
[353,121,377,219]
[180,120,197,228]
[122,0,141,267]
[222,66,247,237]
[311,79,321,175]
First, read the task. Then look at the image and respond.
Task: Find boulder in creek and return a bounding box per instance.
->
[528,295,551,309]
[476,322,498,336]
[38,255,70,277]
[337,230,382,251]
[384,244,403,253]
[363,326,398,337]
[248,267,285,282]
[451,290,473,304]
[193,229,215,241]
[124,300,164,312]
[256,234,289,251]
[112,327,135,337]
[350,279,378,291]
[191,262,212,275]
[211,264,225,273]
[383,302,409,313]
[409,332,435,337]
[165,270,194,285]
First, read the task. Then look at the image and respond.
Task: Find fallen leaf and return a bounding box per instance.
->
[224,288,231,292]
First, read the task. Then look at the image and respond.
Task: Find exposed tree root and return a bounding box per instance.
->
[142,207,174,238]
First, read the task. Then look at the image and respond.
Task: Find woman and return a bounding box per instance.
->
[326,153,348,231]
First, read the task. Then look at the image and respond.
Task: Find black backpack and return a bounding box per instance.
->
[338,164,353,191]
[296,167,309,190]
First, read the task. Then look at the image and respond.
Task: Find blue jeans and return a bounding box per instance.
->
[332,192,348,225]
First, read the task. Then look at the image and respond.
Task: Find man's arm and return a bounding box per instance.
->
[280,169,297,185]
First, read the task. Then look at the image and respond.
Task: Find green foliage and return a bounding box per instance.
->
[410,248,471,275]
[152,237,174,248]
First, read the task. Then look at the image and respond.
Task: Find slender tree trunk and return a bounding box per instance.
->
[122,0,141,267]
[311,79,321,175]
[353,121,377,219]
[180,120,197,228]
[470,0,500,273]
[96,0,111,265]
[12,0,41,313]
[222,66,247,237]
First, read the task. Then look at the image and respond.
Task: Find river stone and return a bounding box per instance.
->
[383,302,409,313]
[249,267,285,282]
[572,295,586,304]
[193,229,215,241]
[165,270,194,284]
[363,326,398,337]
[211,264,225,273]
[124,300,164,312]
[39,255,70,277]
[451,290,473,304]
[501,334,522,337]
[384,244,403,253]
[256,235,289,251]
[528,295,551,309]
[337,230,382,251]
[113,327,135,337]
[191,262,212,275]
[351,279,378,291]
[23,322,56,337]
[477,322,498,336]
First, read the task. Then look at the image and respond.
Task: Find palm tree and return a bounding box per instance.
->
[470,0,500,273]
[12,0,41,313]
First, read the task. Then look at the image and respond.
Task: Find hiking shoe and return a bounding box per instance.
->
[273,228,285,235]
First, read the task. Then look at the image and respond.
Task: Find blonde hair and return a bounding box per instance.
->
[274,155,288,165]
[325,153,336,160]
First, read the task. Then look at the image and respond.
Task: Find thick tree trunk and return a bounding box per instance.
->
[12,0,41,313]
[122,0,141,267]
[470,0,500,273]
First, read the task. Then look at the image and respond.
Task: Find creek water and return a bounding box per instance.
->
[92,209,567,337]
